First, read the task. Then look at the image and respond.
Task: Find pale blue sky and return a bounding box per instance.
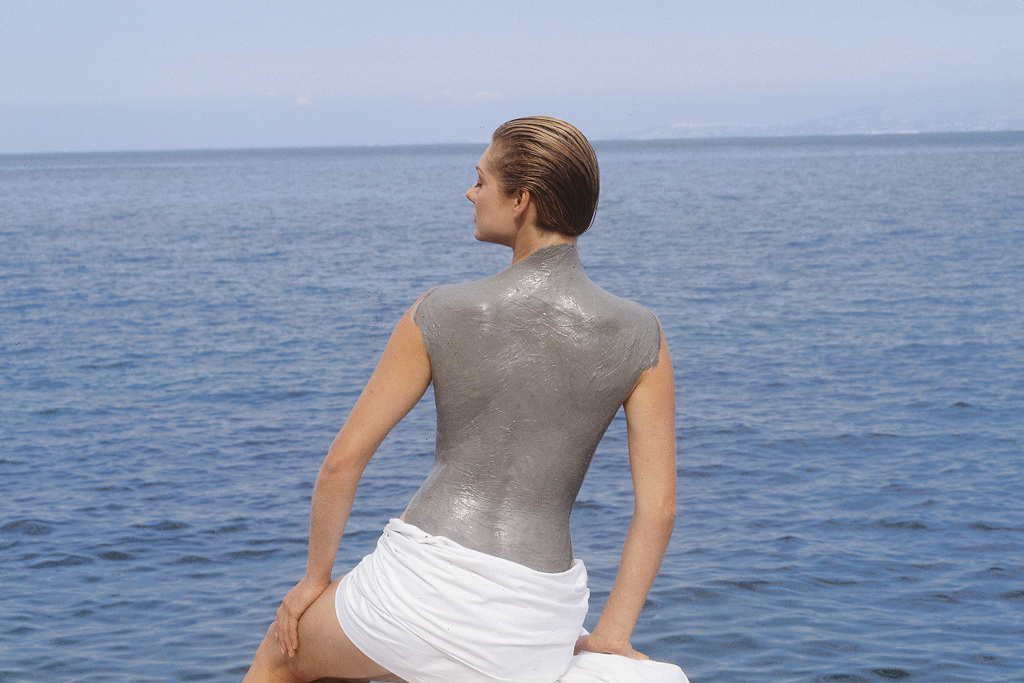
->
[2,0,1022,153]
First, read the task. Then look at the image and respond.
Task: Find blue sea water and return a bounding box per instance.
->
[2,132,1023,682]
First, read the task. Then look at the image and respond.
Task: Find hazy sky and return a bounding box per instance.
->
[2,0,1022,154]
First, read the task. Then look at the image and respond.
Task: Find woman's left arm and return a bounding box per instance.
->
[275,302,432,657]
[579,326,676,659]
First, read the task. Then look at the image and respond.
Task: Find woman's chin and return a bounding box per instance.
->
[474,229,505,246]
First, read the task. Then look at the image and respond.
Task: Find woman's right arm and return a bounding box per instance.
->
[579,326,677,659]
[276,300,432,657]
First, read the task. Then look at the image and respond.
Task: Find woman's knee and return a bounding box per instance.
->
[251,623,300,680]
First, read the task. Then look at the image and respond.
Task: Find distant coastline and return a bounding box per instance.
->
[627,104,1024,141]
[3,127,1023,160]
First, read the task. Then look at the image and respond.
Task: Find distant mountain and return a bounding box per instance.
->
[632,106,1024,139]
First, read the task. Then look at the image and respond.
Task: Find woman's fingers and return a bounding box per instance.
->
[287,612,300,655]
[575,633,649,660]
[274,616,288,656]
[270,577,330,658]
[274,602,299,656]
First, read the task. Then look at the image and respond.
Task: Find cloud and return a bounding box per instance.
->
[469,91,504,102]
[418,90,505,104]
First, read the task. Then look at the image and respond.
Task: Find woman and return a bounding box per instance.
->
[243,117,680,683]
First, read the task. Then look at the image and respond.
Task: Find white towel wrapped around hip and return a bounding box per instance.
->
[336,518,687,683]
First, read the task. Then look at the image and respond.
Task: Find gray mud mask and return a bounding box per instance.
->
[405,244,661,572]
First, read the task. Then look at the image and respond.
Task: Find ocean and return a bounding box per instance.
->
[2,132,1022,682]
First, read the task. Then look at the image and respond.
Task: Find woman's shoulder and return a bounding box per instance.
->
[584,278,661,330]
[600,287,659,321]
[412,280,475,319]
[599,291,662,367]
[410,279,490,341]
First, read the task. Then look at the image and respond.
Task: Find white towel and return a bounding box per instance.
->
[558,651,689,683]
[337,518,687,683]
[338,518,589,683]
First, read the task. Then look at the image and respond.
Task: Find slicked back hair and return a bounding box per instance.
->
[490,116,600,237]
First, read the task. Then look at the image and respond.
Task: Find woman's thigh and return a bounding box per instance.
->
[289,578,404,683]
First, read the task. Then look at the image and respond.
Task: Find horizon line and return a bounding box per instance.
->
[3,127,1023,159]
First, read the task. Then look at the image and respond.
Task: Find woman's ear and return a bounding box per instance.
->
[512,188,532,215]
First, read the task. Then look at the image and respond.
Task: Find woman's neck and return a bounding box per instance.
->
[510,225,577,265]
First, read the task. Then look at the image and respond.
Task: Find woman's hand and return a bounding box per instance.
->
[574,632,649,661]
[274,576,330,657]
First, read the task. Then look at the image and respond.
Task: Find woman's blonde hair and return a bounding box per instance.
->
[490,116,600,237]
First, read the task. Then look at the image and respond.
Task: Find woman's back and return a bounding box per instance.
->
[405,244,661,572]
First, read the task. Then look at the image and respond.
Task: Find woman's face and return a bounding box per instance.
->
[467,145,519,247]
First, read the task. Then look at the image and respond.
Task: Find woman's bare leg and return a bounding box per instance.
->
[243,578,404,683]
